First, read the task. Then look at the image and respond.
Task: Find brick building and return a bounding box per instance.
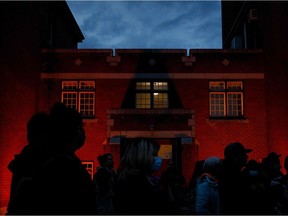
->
[221,1,288,166]
[39,48,266,183]
[0,1,84,210]
[0,0,287,211]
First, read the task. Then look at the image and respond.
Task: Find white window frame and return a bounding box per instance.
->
[61,80,95,118]
[209,81,244,118]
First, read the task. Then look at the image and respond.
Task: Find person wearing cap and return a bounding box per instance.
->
[218,142,252,214]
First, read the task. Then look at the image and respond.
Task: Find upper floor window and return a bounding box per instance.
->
[209,81,244,118]
[136,81,169,109]
[61,81,95,118]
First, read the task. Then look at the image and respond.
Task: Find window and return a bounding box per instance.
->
[82,161,94,180]
[61,81,95,118]
[209,81,244,118]
[136,81,168,109]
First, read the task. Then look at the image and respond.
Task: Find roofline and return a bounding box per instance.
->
[41,48,263,55]
[62,1,85,42]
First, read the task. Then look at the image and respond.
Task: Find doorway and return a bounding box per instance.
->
[120,137,182,176]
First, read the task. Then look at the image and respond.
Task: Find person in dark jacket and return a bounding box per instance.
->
[7,112,52,215]
[30,102,97,215]
[94,153,118,214]
[218,142,252,215]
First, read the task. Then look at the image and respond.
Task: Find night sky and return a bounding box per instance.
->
[67,1,222,49]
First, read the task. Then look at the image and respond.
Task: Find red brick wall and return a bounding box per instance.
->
[45,77,267,184]
[174,78,267,180]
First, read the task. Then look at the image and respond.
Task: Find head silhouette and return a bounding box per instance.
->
[98,153,114,169]
[26,112,51,148]
[50,102,86,153]
[224,142,252,169]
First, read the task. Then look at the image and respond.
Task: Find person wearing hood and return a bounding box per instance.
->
[195,156,222,215]
[30,102,97,215]
[7,112,52,215]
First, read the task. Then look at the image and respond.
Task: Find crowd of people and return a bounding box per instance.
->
[6,102,288,215]
[191,143,288,215]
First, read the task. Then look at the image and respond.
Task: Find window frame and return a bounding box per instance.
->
[61,80,96,118]
[135,81,169,109]
[209,80,245,119]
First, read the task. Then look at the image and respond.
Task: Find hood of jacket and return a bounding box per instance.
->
[198,173,219,187]
[8,145,37,175]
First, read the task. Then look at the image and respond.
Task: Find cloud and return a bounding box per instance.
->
[67,1,222,49]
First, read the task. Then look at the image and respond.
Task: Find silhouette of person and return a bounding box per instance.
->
[114,138,166,215]
[284,156,288,182]
[195,156,222,215]
[262,152,285,185]
[273,155,288,214]
[160,159,186,214]
[218,142,252,214]
[94,153,118,214]
[241,159,271,214]
[150,141,162,186]
[7,112,52,215]
[261,152,286,214]
[31,102,97,215]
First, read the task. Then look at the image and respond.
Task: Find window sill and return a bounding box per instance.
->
[207,117,249,123]
[83,118,98,125]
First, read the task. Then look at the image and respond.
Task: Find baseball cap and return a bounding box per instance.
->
[224,142,252,158]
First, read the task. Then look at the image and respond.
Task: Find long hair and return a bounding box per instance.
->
[118,138,154,180]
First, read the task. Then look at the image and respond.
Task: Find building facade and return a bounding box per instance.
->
[39,48,266,183]
[1,0,287,211]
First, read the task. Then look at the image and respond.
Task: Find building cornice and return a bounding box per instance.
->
[41,72,264,80]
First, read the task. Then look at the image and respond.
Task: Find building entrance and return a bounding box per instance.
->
[120,138,183,176]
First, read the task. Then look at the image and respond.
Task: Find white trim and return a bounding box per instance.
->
[41,72,264,80]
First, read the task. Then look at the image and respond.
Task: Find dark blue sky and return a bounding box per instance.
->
[67,1,222,49]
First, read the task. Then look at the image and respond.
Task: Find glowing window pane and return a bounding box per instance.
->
[136,93,150,108]
[153,93,168,108]
[153,82,168,90]
[136,82,151,90]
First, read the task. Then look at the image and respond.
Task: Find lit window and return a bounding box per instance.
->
[61,81,95,118]
[209,81,244,118]
[136,81,169,109]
